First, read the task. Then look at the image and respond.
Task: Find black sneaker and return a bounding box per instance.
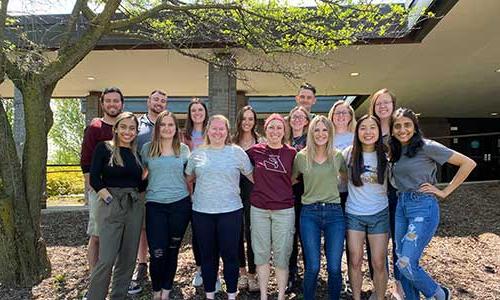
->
[442,286,451,300]
[127,280,143,295]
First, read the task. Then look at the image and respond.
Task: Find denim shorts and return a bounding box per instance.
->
[346,207,389,234]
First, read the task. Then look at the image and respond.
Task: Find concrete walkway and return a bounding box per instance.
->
[42,205,88,214]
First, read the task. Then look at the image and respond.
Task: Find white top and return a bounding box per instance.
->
[334,132,354,192]
[343,147,388,215]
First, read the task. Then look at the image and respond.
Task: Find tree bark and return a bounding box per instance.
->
[13,87,25,162]
[0,77,53,286]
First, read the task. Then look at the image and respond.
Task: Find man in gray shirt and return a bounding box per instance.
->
[129,89,167,295]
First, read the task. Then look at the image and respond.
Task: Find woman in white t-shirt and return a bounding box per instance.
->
[328,100,356,206]
[342,115,389,300]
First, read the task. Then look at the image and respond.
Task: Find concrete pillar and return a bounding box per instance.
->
[236,90,248,112]
[208,56,237,125]
[85,91,101,125]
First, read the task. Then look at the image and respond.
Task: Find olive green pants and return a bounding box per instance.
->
[87,187,144,300]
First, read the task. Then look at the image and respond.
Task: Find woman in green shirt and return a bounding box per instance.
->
[292,115,347,300]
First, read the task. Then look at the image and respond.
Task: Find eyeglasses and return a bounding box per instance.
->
[334,111,350,116]
[291,115,307,121]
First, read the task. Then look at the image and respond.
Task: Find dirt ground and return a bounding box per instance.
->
[1,182,499,300]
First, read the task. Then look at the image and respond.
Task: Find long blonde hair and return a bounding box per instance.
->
[203,115,232,147]
[303,116,336,170]
[148,111,181,158]
[106,112,142,167]
[328,100,357,136]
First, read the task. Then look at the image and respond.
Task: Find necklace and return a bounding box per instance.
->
[239,137,256,150]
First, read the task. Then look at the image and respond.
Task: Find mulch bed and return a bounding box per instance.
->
[1,182,499,299]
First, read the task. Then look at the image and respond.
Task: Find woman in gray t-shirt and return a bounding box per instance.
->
[185,115,253,300]
[389,108,476,300]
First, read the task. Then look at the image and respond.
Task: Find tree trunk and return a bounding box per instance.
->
[13,87,25,162]
[0,77,53,286]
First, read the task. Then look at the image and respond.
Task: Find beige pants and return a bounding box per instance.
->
[87,188,144,300]
[250,206,295,269]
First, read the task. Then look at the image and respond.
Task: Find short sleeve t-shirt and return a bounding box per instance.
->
[343,147,388,215]
[334,132,354,192]
[185,145,253,214]
[247,143,296,210]
[141,143,190,204]
[392,139,454,192]
[292,150,346,205]
[191,130,204,150]
[334,132,354,152]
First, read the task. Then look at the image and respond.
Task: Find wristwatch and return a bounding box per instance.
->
[104,195,113,205]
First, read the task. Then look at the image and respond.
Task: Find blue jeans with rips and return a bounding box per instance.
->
[300,203,345,300]
[395,192,440,300]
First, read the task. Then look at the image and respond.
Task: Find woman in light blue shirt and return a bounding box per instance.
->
[141,111,191,300]
[185,115,253,300]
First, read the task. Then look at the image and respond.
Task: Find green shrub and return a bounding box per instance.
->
[46,166,84,196]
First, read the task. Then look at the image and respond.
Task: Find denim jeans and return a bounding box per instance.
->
[145,197,191,291]
[395,192,440,300]
[300,203,345,300]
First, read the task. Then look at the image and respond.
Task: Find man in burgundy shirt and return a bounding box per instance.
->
[80,87,124,278]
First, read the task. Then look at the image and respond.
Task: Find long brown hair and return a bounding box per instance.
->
[105,112,141,167]
[148,111,181,158]
[369,88,397,118]
[349,115,387,187]
[232,105,260,144]
[184,98,208,141]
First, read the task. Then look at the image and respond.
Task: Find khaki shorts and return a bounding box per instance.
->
[250,206,295,269]
[86,189,100,236]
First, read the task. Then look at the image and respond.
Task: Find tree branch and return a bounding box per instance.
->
[81,1,96,21]
[109,3,240,30]
[60,0,87,50]
[42,0,122,85]
[0,0,9,85]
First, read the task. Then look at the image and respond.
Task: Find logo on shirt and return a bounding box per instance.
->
[263,155,287,174]
[360,165,378,184]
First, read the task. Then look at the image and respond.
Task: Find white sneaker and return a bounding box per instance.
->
[215,277,222,293]
[192,271,203,287]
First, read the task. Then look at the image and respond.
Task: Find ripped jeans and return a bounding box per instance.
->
[145,197,192,291]
[395,192,440,300]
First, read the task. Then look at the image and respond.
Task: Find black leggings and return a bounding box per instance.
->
[289,182,305,277]
[238,176,256,274]
[193,209,242,294]
[146,197,191,291]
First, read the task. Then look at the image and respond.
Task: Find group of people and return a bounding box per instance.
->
[80,84,476,300]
